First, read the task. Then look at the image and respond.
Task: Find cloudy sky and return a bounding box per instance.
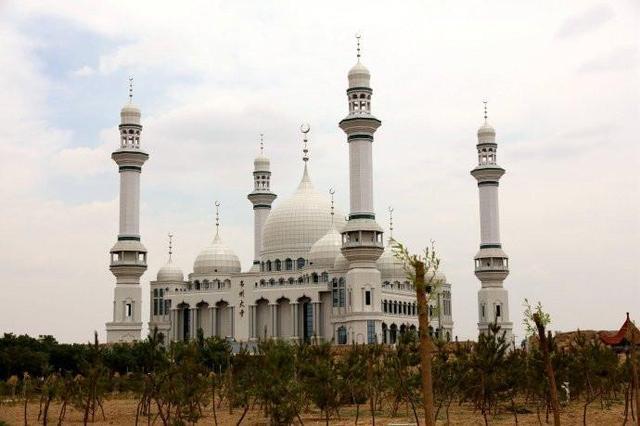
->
[0,1,638,343]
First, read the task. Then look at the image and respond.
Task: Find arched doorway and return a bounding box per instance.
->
[256,298,271,339]
[389,324,398,344]
[277,297,292,338]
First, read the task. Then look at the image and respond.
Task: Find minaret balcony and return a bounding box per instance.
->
[470,165,505,182]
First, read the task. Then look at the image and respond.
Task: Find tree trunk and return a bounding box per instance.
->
[631,341,640,426]
[415,261,436,426]
[534,314,561,425]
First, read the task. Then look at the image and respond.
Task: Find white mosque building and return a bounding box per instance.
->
[103,41,498,345]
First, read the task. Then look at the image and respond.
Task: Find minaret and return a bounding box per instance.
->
[339,35,384,344]
[106,78,149,343]
[247,134,277,271]
[470,102,513,343]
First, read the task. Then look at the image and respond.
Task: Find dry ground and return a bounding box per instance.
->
[0,397,627,425]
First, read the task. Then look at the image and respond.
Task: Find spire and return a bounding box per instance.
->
[259,133,264,155]
[214,200,221,239]
[329,188,335,225]
[168,232,173,262]
[483,100,488,123]
[128,76,134,103]
[388,206,394,240]
[355,32,362,62]
[300,123,310,163]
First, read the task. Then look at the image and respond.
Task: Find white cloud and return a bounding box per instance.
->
[71,65,95,77]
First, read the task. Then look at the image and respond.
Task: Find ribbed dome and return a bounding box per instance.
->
[120,103,141,125]
[348,62,370,88]
[261,165,346,260]
[377,239,406,280]
[309,226,342,269]
[193,233,241,275]
[157,260,184,282]
[334,252,349,270]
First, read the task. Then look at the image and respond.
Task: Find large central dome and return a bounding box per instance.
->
[261,165,345,261]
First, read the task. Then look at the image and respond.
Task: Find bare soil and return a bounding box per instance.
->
[0,397,627,425]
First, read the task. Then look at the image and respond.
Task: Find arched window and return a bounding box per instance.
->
[275,259,282,271]
[296,257,305,269]
[195,281,201,290]
[279,278,285,286]
[312,273,319,283]
[337,326,347,345]
[321,272,329,282]
[383,300,387,313]
[288,277,295,285]
[266,260,272,271]
[285,258,293,271]
[269,279,275,286]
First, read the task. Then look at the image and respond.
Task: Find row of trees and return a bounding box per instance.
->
[0,326,637,425]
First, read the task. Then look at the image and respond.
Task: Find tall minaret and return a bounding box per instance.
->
[106,78,149,343]
[247,134,276,271]
[470,102,513,343]
[339,35,384,344]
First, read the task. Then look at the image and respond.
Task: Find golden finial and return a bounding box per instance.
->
[483,100,488,122]
[259,133,264,155]
[355,32,362,61]
[128,76,134,103]
[388,206,394,239]
[168,233,173,261]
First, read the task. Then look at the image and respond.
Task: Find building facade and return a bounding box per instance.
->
[108,44,455,344]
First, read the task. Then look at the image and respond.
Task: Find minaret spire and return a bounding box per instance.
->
[388,206,394,240]
[300,123,310,163]
[471,103,513,344]
[214,200,221,237]
[355,32,362,62]
[248,131,277,270]
[107,84,148,343]
[168,232,173,261]
[329,188,335,224]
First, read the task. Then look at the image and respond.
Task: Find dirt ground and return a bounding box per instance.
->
[0,397,628,425]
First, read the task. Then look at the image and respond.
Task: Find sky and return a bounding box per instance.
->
[0,1,638,343]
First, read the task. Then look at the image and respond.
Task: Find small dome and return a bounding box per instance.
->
[261,165,346,260]
[334,252,349,270]
[254,155,270,172]
[193,233,241,275]
[309,226,342,269]
[477,122,496,143]
[377,239,405,280]
[348,62,370,88]
[157,260,184,282]
[121,103,141,125]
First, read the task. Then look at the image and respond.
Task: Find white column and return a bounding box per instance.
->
[312,302,321,339]
[479,184,501,245]
[348,140,374,215]
[269,304,276,338]
[119,171,141,236]
[210,306,217,338]
[254,208,270,260]
[291,303,299,339]
[190,308,196,340]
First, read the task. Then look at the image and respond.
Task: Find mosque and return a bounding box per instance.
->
[105,39,512,345]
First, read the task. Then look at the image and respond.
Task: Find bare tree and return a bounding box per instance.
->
[523,299,561,425]
[394,241,444,426]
